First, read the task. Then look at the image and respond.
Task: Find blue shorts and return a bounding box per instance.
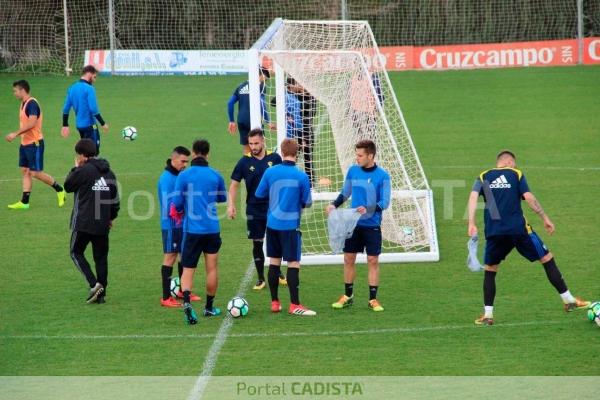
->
[266,227,302,262]
[238,122,250,145]
[484,232,549,265]
[343,225,383,256]
[247,217,267,240]
[162,228,183,254]
[78,126,100,153]
[19,140,44,171]
[181,233,222,268]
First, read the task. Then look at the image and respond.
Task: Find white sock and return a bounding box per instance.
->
[484,306,494,318]
[560,290,576,304]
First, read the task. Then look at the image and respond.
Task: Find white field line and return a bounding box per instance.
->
[187,260,257,400]
[0,319,570,342]
[1,165,599,183]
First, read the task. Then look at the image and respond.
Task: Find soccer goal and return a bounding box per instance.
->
[248,19,439,265]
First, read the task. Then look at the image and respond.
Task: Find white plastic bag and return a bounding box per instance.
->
[328,208,362,254]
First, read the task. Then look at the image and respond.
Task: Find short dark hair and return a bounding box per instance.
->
[281,138,298,158]
[12,80,30,93]
[75,138,97,157]
[497,150,516,161]
[260,66,271,79]
[172,146,190,156]
[192,139,210,156]
[356,139,376,156]
[82,65,98,75]
[248,128,264,138]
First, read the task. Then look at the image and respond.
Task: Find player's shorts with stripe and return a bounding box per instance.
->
[343,225,383,256]
[19,140,44,171]
[246,203,268,240]
[484,232,549,265]
[266,227,302,262]
[162,228,183,254]
[238,122,250,145]
[181,232,222,268]
[78,126,100,153]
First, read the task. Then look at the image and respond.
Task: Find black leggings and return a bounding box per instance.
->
[70,230,109,291]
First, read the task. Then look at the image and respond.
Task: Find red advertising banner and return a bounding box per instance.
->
[380,38,600,71]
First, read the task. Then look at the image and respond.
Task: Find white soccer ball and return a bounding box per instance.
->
[121,126,138,141]
[170,276,181,298]
[227,296,249,318]
[587,301,600,327]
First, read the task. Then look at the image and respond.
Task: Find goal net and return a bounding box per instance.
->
[249,19,438,264]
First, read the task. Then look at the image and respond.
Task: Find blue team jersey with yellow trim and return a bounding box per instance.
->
[472,167,530,238]
[231,151,282,206]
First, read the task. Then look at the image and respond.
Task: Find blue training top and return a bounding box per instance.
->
[227,81,269,126]
[333,164,391,227]
[255,160,312,231]
[157,160,182,230]
[472,167,531,238]
[62,79,102,128]
[285,92,303,138]
[172,157,227,234]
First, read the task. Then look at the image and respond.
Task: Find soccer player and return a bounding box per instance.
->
[326,140,391,312]
[157,146,201,307]
[227,67,273,154]
[227,128,285,291]
[467,150,591,325]
[287,78,316,184]
[5,80,66,210]
[61,65,109,153]
[171,139,227,324]
[255,138,315,316]
[64,139,119,304]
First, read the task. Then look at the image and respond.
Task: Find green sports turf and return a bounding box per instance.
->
[0,66,599,377]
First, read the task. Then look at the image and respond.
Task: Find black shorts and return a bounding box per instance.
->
[18,140,44,171]
[181,233,222,268]
[238,122,250,145]
[78,126,100,153]
[266,228,302,262]
[247,217,267,240]
[484,232,549,266]
[162,228,183,253]
[343,225,383,256]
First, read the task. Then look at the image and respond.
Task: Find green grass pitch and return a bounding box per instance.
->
[0,66,599,377]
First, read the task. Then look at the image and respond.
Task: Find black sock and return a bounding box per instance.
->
[252,241,265,281]
[177,262,183,279]
[345,283,354,297]
[183,290,191,304]
[268,264,280,301]
[21,192,31,204]
[206,295,215,310]
[483,270,497,306]
[543,258,568,294]
[161,265,173,300]
[287,268,300,305]
[51,181,63,192]
[369,285,378,301]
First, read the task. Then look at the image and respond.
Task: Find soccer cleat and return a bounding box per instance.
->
[368,299,384,312]
[203,307,221,317]
[253,280,266,291]
[7,201,29,210]
[86,283,104,304]
[57,190,66,207]
[474,315,494,326]
[183,303,198,325]
[176,291,201,302]
[278,275,288,286]
[564,297,591,312]
[288,304,317,316]
[332,295,354,309]
[271,300,282,313]
[160,297,181,308]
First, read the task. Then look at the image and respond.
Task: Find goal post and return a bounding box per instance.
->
[249,19,439,265]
